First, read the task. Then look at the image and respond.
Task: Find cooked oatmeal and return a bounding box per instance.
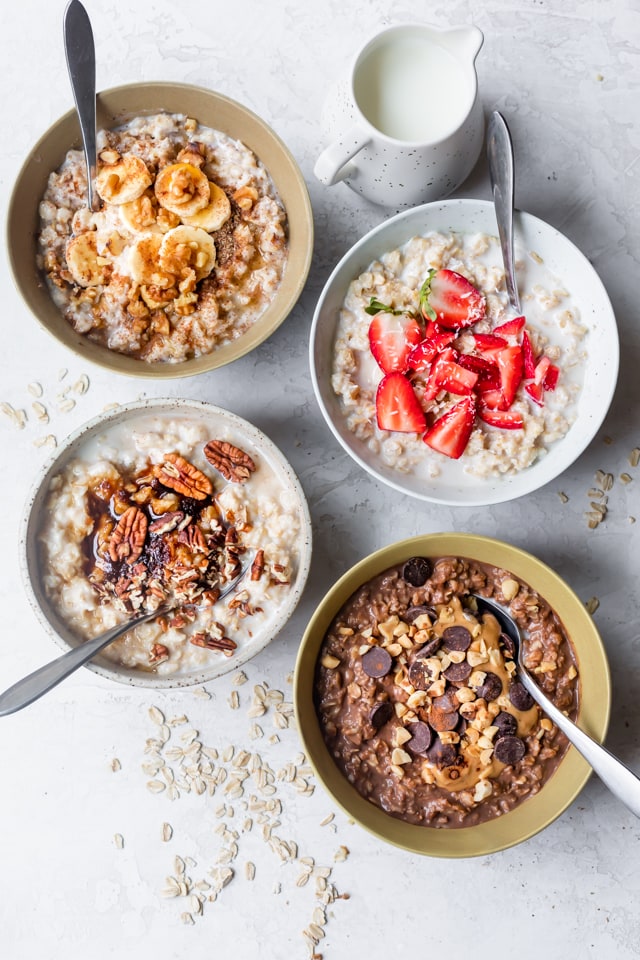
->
[38,414,304,674]
[37,113,288,362]
[314,556,579,828]
[331,231,588,479]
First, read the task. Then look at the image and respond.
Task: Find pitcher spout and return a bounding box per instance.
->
[442,25,484,64]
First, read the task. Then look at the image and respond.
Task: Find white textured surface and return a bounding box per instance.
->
[1,1,639,957]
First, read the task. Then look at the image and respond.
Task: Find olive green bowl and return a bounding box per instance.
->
[293,533,610,858]
[7,81,313,378]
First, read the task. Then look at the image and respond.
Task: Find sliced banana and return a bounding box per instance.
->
[129,233,174,288]
[95,154,153,205]
[154,163,210,217]
[159,226,216,280]
[180,182,231,232]
[66,232,110,287]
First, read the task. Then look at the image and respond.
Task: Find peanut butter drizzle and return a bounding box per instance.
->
[422,597,537,793]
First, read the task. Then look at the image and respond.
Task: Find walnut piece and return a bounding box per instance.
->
[108,506,148,564]
[203,440,256,483]
[154,453,213,500]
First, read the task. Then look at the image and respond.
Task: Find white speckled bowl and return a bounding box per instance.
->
[310,198,619,506]
[21,398,312,688]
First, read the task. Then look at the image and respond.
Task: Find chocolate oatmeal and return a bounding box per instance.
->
[314,556,579,828]
[37,113,288,363]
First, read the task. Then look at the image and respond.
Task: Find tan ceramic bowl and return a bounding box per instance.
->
[7,82,313,378]
[294,533,610,857]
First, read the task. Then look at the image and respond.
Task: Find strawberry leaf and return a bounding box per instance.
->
[365,297,404,316]
[418,270,437,322]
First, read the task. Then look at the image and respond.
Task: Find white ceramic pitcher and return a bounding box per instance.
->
[314,23,484,208]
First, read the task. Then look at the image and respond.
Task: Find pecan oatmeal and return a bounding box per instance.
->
[314,556,579,828]
[38,412,305,674]
[331,231,588,480]
[37,113,288,362]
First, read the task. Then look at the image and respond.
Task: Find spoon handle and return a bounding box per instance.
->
[487,111,521,314]
[0,608,165,718]
[63,0,99,211]
[518,666,640,819]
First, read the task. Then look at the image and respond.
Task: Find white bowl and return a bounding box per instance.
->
[310,198,619,506]
[21,398,312,689]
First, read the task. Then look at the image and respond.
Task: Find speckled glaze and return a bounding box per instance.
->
[314,24,484,208]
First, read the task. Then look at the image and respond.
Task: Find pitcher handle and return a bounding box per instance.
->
[314,126,371,186]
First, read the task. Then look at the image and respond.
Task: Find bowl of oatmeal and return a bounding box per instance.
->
[294,533,610,857]
[310,198,618,504]
[8,82,313,376]
[21,398,312,688]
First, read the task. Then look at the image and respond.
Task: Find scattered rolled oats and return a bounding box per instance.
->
[585,597,600,615]
[162,822,173,842]
[629,448,640,468]
[73,374,90,395]
[110,758,121,772]
[114,834,124,849]
[558,491,569,503]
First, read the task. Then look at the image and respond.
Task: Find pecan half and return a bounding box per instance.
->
[154,453,213,500]
[108,506,148,564]
[250,549,265,581]
[149,510,184,535]
[149,643,169,665]
[190,630,237,656]
[178,524,208,552]
[204,440,256,483]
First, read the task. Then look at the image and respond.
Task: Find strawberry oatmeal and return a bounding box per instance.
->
[37,411,306,675]
[331,231,588,479]
[37,113,288,362]
[314,555,579,828]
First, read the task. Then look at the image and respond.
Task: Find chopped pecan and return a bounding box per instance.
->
[108,507,148,564]
[190,630,237,656]
[250,550,265,581]
[203,440,256,483]
[225,525,239,544]
[149,510,184,535]
[149,643,170,665]
[154,453,213,500]
[178,524,208,552]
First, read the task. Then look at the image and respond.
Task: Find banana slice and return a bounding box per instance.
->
[154,163,210,217]
[159,226,216,280]
[180,182,231,232]
[66,232,110,287]
[129,234,174,288]
[95,154,153,205]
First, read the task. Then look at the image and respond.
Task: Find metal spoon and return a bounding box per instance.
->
[0,562,252,718]
[487,110,521,314]
[474,594,640,819]
[63,0,100,211]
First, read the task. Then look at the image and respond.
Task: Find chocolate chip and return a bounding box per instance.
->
[361,646,393,678]
[369,701,394,731]
[429,707,459,732]
[406,721,432,755]
[432,690,459,712]
[494,735,526,765]
[405,605,437,624]
[415,635,442,658]
[494,711,518,737]
[443,660,472,683]
[402,557,432,587]
[509,680,535,711]
[476,671,503,701]
[426,740,457,767]
[408,659,436,691]
[500,632,516,659]
[442,625,472,651]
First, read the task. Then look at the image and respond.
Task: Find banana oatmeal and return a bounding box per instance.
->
[38,412,304,675]
[314,556,579,828]
[37,113,288,362]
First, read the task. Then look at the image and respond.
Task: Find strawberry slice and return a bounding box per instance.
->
[544,363,560,391]
[525,381,544,406]
[375,373,426,433]
[368,313,423,374]
[457,353,501,389]
[479,405,524,429]
[423,319,447,338]
[522,331,536,379]
[423,396,476,459]
[473,333,509,352]
[495,345,524,408]
[434,359,478,396]
[406,331,456,371]
[427,269,486,330]
[478,388,508,410]
[423,347,457,401]
[493,316,526,338]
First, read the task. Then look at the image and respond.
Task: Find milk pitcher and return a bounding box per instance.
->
[314,23,484,208]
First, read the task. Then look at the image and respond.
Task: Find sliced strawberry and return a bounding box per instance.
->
[427,269,486,330]
[423,347,457,401]
[473,333,509,352]
[433,359,478,396]
[375,372,426,433]
[423,396,476,460]
[406,331,456,371]
[457,353,501,389]
[495,345,524,408]
[424,318,447,338]
[479,405,524,429]
[544,363,560,391]
[525,381,544,406]
[368,312,423,374]
[522,331,536,379]
[493,316,526,338]
[533,356,551,385]
[478,387,508,410]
